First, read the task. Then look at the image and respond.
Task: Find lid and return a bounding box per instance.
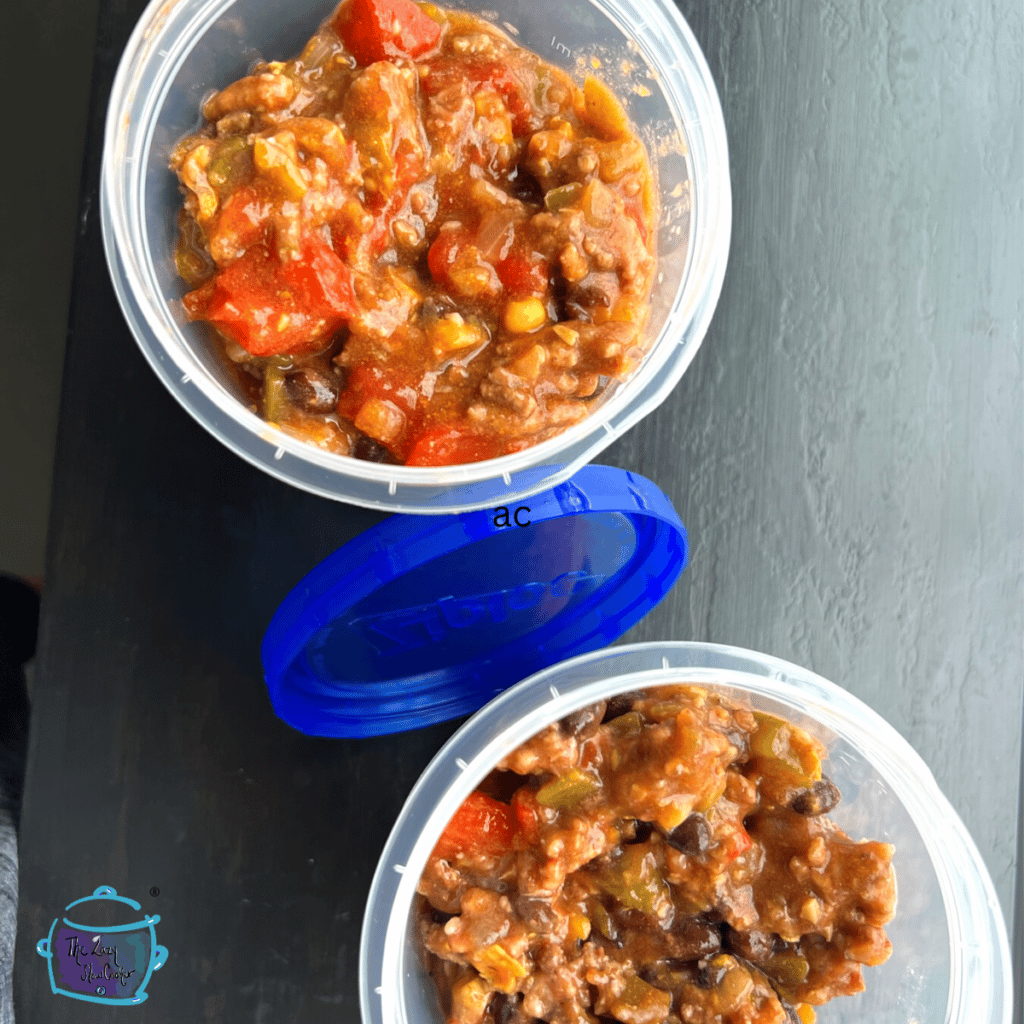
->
[261,466,687,737]
[61,886,159,932]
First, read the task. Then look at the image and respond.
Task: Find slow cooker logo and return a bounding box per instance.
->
[36,885,168,1005]
[350,571,606,654]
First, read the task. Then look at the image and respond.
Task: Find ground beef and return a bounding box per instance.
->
[170,0,657,466]
[417,685,896,1024]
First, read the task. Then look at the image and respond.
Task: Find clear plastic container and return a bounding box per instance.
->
[359,642,1011,1024]
[100,0,730,513]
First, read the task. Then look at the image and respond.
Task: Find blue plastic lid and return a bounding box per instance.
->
[261,466,687,737]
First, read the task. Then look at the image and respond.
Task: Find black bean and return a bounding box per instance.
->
[602,691,645,722]
[697,958,730,990]
[723,925,776,963]
[565,272,618,317]
[352,434,400,464]
[613,907,649,933]
[489,992,525,1024]
[725,728,750,762]
[790,777,842,816]
[516,896,558,932]
[668,918,722,961]
[664,813,711,857]
[285,367,339,412]
[559,700,606,736]
[624,819,655,845]
[506,163,544,205]
[581,375,612,403]
[419,294,458,322]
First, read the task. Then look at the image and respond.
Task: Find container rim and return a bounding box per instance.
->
[357,640,1012,1024]
[100,0,732,513]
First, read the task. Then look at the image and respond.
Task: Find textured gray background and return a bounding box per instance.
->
[0,0,100,578]
[5,0,1022,1021]
[622,0,1024,921]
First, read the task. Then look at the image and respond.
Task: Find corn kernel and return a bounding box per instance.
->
[567,913,591,943]
[427,317,485,356]
[510,345,547,382]
[354,398,405,444]
[718,966,754,1011]
[450,975,491,1019]
[800,897,823,924]
[504,298,548,334]
[254,133,307,200]
[470,943,529,994]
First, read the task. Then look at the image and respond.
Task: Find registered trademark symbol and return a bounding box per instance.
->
[150,886,160,897]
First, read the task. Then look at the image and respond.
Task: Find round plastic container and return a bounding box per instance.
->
[359,642,1011,1024]
[100,0,731,513]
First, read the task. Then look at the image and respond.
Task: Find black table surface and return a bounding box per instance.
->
[14,0,1023,1021]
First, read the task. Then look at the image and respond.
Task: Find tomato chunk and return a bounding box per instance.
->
[206,183,271,263]
[722,825,752,862]
[432,792,515,861]
[185,234,355,357]
[422,58,533,136]
[335,0,441,66]
[426,224,469,287]
[511,786,543,844]
[496,251,550,296]
[407,427,501,466]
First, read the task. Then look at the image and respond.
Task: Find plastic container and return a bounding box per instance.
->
[359,642,1012,1024]
[100,0,731,513]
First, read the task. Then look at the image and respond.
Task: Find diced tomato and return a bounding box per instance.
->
[422,58,534,136]
[335,0,441,66]
[185,234,355,357]
[337,362,418,419]
[496,251,550,296]
[280,235,357,316]
[426,223,470,288]
[623,193,650,245]
[333,149,422,260]
[481,64,534,137]
[511,787,543,844]
[721,825,752,862]
[406,426,501,466]
[207,183,271,260]
[432,792,515,861]
[430,224,549,299]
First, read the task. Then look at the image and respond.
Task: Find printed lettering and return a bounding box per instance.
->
[493,505,531,527]
[69,936,136,988]
[550,570,600,597]
[66,935,85,966]
[487,590,509,625]
[350,604,449,653]
[505,582,546,611]
[438,595,487,628]
[349,573,607,653]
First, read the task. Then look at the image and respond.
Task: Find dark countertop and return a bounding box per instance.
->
[13,0,1023,1021]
